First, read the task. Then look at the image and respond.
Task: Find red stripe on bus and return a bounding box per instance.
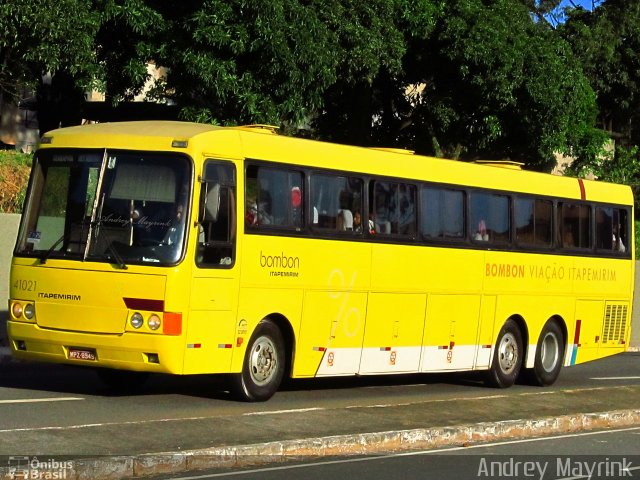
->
[578,178,586,200]
[573,319,582,345]
[123,297,164,312]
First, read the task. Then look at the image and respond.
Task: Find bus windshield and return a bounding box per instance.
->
[15,149,192,267]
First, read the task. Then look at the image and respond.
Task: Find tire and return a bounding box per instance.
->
[230,320,285,402]
[486,319,523,388]
[526,321,565,386]
[95,368,149,392]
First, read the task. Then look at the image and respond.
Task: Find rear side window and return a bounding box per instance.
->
[245,165,303,230]
[515,198,553,247]
[596,206,628,253]
[559,203,591,249]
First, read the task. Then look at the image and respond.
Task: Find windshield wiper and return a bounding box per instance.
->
[104,241,128,270]
[39,234,66,264]
[39,220,91,264]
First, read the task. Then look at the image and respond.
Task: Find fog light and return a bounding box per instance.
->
[148,314,161,331]
[16,340,26,351]
[131,312,144,329]
[146,353,160,364]
[12,302,23,319]
[24,303,35,320]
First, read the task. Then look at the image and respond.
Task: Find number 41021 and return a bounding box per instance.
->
[13,279,37,292]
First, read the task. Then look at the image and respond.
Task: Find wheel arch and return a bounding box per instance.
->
[262,312,295,378]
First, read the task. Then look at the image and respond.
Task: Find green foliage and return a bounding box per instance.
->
[382,0,603,170]
[0,151,32,213]
[0,0,630,175]
[152,1,342,125]
[0,0,101,101]
[561,1,640,144]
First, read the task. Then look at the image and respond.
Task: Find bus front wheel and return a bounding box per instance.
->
[486,319,523,388]
[525,321,565,386]
[230,320,285,402]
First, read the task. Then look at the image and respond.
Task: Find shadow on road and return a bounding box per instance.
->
[0,358,490,402]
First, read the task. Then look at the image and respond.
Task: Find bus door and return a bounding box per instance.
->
[186,160,239,374]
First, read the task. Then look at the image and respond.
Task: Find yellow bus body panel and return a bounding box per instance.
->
[8,121,634,387]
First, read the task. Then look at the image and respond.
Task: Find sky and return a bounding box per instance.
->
[559,0,601,10]
[550,0,602,25]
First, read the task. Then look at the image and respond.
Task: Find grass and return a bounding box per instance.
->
[0,150,32,213]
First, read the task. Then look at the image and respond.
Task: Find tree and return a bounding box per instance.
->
[373,0,604,171]
[0,0,100,131]
[310,0,412,145]
[140,0,342,126]
[561,1,640,146]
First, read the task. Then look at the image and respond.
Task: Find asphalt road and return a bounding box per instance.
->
[0,353,638,456]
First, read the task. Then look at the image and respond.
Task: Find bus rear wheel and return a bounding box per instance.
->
[230,319,285,402]
[486,319,523,388]
[525,321,565,386]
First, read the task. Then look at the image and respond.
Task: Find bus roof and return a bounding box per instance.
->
[39,121,633,206]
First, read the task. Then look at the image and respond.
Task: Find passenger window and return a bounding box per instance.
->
[470,192,510,243]
[515,198,552,247]
[559,203,591,249]
[596,207,628,253]
[196,161,236,267]
[370,181,416,236]
[245,165,303,230]
[420,187,465,240]
[310,174,363,233]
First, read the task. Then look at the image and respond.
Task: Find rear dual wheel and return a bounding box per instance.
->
[525,321,565,386]
[486,319,523,388]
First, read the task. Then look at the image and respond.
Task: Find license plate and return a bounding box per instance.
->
[68,348,97,361]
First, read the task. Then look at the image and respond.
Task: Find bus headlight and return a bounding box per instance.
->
[23,304,35,320]
[11,302,23,319]
[130,312,144,329]
[148,314,161,331]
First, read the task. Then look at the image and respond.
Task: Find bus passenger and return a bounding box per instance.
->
[474,219,489,241]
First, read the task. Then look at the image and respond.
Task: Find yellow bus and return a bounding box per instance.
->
[8,121,634,401]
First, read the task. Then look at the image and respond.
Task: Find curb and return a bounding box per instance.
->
[5,408,636,480]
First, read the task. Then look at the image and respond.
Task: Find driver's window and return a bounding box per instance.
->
[196,161,236,267]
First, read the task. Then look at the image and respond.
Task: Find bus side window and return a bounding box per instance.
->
[310,174,363,234]
[197,162,236,267]
[596,206,628,254]
[515,197,552,247]
[370,181,416,236]
[559,202,591,250]
[420,186,465,241]
[469,192,510,244]
[246,165,304,230]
